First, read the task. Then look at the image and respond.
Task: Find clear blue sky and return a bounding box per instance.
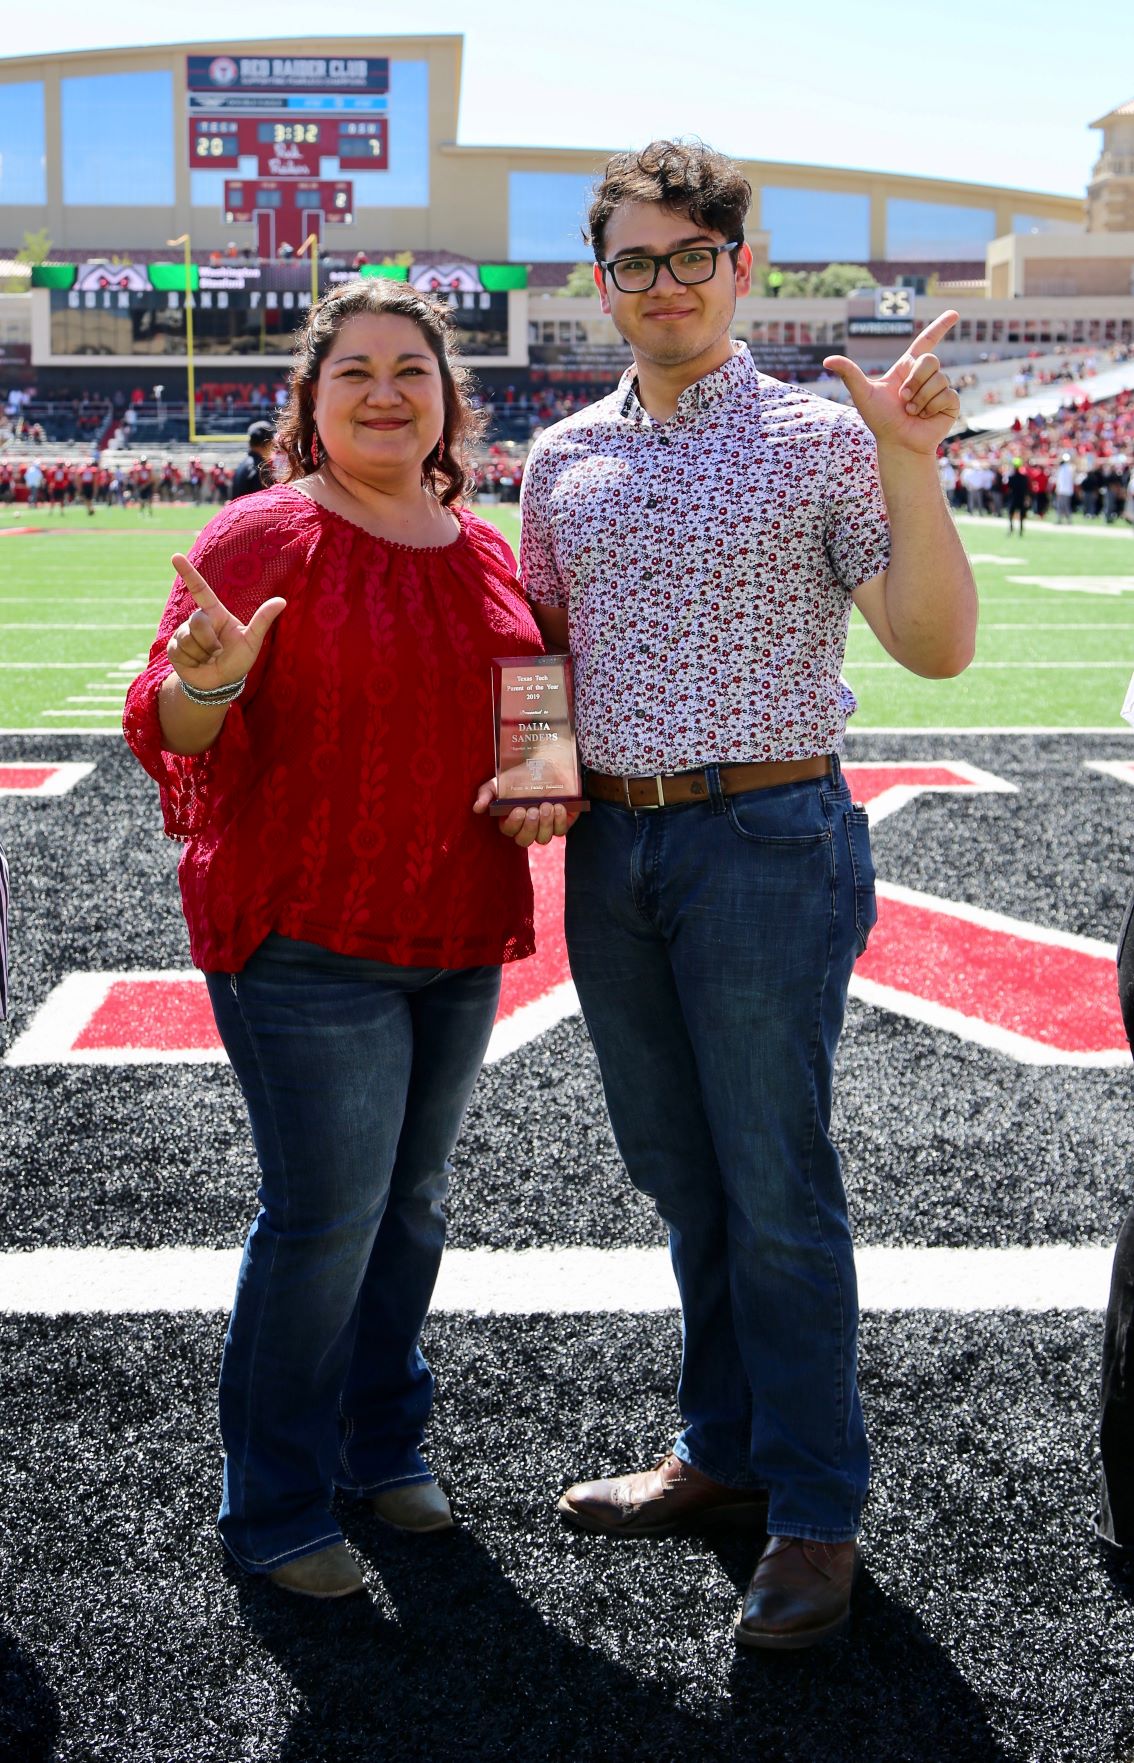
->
[3,0,1129,197]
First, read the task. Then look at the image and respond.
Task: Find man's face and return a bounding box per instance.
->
[593,201,752,369]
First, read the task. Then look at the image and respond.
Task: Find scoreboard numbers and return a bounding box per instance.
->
[257,122,321,144]
[337,121,386,161]
[193,121,239,160]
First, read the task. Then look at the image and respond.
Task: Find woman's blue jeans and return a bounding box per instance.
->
[205,936,501,1573]
[564,761,875,1543]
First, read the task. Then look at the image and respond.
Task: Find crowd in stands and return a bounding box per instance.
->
[2,389,113,448]
[941,383,1134,524]
[9,349,1134,523]
[974,346,1134,409]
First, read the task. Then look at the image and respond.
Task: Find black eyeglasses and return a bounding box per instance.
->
[598,241,741,294]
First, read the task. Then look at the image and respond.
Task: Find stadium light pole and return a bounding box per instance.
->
[297,233,319,308]
[167,235,197,445]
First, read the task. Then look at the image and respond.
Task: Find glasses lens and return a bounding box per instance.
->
[670,249,717,285]
[610,257,655,292]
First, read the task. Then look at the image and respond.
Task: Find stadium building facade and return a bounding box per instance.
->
[0,34,1118,405]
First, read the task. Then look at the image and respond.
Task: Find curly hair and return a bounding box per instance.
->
[587,140,752,263]
[274,278,486,507]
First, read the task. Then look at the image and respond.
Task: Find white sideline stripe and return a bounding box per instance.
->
[4,725,1131,739]
[956,517,1134,541]
[848,661,1134,670]
[0,1245,1114,1316]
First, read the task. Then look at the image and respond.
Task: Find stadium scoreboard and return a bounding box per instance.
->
[187,54,391,247]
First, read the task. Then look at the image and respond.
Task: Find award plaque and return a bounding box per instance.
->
[490,653,590,815]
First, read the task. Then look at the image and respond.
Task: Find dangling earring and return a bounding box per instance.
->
[436,436,445,462]
[311,428,321,467]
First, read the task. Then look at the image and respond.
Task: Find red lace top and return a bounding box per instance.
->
[123,485,543,973]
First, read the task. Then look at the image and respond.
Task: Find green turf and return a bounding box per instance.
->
[845,516,1134,727]
[1,503,1132,730]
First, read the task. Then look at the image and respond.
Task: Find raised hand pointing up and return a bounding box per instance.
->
[822,310,962,457]
[166,551,287,697]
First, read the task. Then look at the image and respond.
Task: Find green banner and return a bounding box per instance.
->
[30,264,77,289]
[479,265,527,291]
[359,263,411,281]
[148,262,200,293]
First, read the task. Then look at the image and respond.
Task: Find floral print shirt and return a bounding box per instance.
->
[520,343,891,774]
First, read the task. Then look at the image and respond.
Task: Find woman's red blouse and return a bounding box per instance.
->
[123,485,543,973]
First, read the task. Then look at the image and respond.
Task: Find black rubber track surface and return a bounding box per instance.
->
[1,732,1134,1761]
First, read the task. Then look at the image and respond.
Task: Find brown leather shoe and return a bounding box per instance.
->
[558,1453,768,1536]
[734,1534,859,1650]
[267,1542,365,1600]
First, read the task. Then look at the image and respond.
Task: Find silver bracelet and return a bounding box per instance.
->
[177,674,247,707]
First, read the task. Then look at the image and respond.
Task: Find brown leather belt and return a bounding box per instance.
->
[584,755,832,810]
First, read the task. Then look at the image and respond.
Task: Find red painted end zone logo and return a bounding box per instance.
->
[3,765,1127,1067]
[0,762,95,797]
[842,759,1016,822]
[4,843,574,1067]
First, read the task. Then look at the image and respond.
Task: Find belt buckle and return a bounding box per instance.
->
[625,775,666,809]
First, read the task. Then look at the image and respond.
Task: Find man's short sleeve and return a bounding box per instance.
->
[519,441,569,610]
[823,411,892,593]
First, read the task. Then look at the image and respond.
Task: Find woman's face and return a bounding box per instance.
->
[312,310,446,486]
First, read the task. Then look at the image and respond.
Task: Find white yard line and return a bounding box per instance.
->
[846,631,1121,638]
[0,1244,1114,1316]
[3,724,1133,739]
[846,726,1134,735]
[0,631,156,638]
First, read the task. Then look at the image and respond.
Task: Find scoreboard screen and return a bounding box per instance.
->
[189,115,387,173]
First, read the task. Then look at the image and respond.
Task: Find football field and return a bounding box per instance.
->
[1,506,1134,1761]
[1,502,1133,730]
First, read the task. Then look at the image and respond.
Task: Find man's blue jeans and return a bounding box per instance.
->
[205,936,501,1573]
[564,761,875,1542]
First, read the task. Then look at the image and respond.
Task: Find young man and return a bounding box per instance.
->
[509,141,976,1650]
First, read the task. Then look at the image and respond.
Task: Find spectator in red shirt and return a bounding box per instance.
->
[124,281,544,1602]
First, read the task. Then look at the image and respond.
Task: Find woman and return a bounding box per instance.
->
[124,281,548,1599]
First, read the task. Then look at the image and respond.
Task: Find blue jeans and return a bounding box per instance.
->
[564,760,875,1542]
[205,936,501,1573]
